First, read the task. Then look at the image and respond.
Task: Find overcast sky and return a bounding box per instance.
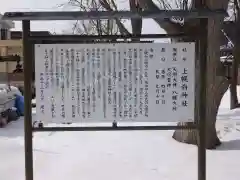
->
[0,0,166,41]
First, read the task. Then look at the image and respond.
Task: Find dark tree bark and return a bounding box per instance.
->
[173,79,229,149]
[129,0,142,35]
[230,56,238,109]
[172,0,230,149]
[137,0,230,149]
[230,0,240,109]
[100,0,131,35]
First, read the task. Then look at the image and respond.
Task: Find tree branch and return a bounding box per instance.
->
[138,0,183,33]
[99,0,131,35]
[137,0,229,34]
[129,0,143,36]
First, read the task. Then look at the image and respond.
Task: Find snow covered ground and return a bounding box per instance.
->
[1,88,240,180]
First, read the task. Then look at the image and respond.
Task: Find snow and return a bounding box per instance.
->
[1,88,240,180]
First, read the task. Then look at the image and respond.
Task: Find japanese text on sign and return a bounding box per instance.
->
[35,43,195,124]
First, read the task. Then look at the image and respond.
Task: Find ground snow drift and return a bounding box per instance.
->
[1,88,240,180]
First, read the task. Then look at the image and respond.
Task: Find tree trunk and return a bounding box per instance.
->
[173,79,228,149]
[230,59,238,109]
[136,0,229,149]
[172,0,229,148]
[230,3,240,109]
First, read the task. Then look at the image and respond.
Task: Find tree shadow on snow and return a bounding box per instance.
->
[216,139,240,151]
[217,108,240,121]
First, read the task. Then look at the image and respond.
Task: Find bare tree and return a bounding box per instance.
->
[63,0,230,149]
[59,0,130,35]
[136,0,230,149]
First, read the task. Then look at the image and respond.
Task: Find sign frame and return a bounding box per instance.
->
[2,7,226,180]
[34,43,195,124]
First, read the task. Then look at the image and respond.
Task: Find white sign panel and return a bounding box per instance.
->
[35,43,195,124]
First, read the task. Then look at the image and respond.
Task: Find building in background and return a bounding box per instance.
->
[0,14,16,73]
[0,14,17,84]
[0,14,50,85]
